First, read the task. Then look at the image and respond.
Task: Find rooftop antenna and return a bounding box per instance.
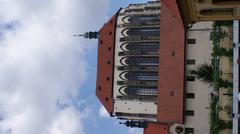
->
[73,31,99,39]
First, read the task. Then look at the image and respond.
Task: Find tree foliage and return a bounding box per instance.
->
[191,63,214,84]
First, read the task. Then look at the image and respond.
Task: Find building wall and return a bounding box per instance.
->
[184,22,213,134]
[144,123,168,134]
[194,0,240,20]
[157,0,185,124]
[177,0,240,26]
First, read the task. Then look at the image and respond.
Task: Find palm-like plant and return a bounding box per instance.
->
[191,63,233,89]
[191,63,214,84]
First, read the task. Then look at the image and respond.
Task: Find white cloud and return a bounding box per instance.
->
[49,107,85,134]
[99,105,110,118]
[128,128,143,134]
[0,0,109,134]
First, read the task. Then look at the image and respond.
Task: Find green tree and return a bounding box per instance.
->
[191,63,214,84]
[191,63,233,89]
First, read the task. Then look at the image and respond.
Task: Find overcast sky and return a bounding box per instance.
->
[0,0,149,134]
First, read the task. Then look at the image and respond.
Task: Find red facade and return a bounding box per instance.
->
[144,123,169,134]
[96,14,117,115]
[157,0,185,124]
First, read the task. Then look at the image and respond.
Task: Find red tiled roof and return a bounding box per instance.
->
[96,14,117,115]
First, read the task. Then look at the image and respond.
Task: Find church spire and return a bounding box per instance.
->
[73,31,99,39]
[119,120,148,128]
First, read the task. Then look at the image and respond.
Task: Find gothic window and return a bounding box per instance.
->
[118,51,158,56]
[125,42,159,51]
[125,57,159,65]
[126,8,143,13]
[124,87,158,96]
[125,72,158,81]
[129,16,160,23]
[126,28,160,36]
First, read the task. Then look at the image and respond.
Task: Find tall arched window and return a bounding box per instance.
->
[125,72,158,81]
[126,28,160,36]
[125,42,159,51]
[125,57,159,66]
[129,16,160,23]
[124,87,158,96]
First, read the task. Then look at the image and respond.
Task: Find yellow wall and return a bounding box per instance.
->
[178,0,240,26]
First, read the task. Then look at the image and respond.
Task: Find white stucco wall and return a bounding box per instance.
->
[184,22,213,134]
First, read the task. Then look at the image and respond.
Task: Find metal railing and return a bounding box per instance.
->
[232,20,239,134]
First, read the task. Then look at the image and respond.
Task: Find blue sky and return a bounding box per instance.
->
[0,0,149,134]
[80,1,150,134]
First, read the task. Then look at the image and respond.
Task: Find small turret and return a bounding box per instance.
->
[73,31,99,39]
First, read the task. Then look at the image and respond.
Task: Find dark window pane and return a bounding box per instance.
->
[186,59,196,65]
[127,28,160,36]
[186,93,195,99]
[129,16,160,23]
[124,87,158,96]
[125,42,159,51]
[185,110,194,116]
[125,57,159,66]
[187,39,196,44]
[186,76,195,81]
[127,8,143,12]
[117,81,158,87]
[185,128,194,134]
[117,66,158,71]
[117,81,125,85]
[120,36,160,42]
[125,72,158,81]
[118,51,158,56]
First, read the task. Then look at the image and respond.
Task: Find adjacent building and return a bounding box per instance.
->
[184,22,213,134]
[177,0,240,27]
